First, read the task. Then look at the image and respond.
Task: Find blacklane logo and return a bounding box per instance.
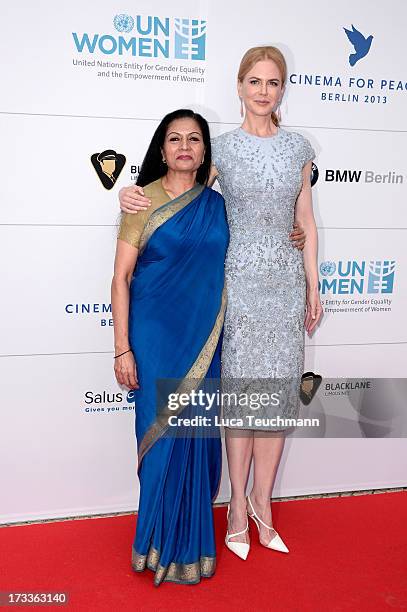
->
[324,379,372,396]
[73,14,207,60]
[91,149,126,190]
[300,372,322,405]
[343,25,373,66]
[130,163,142,181]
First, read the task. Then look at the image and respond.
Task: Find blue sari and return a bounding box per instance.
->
[128,181,229,585]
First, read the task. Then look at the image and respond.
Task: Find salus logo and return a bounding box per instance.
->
[83,389,136,413]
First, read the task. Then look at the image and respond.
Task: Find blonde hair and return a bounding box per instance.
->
[238,46,287,127]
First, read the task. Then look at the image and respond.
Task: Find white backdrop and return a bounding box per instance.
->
[1,0,406,524]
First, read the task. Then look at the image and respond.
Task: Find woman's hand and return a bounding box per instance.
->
[114,350,139,389]
[119,184,151,214]
[289,222,306,250]
[305,287,323,335]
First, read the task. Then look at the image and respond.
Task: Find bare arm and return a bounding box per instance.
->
[111,240,140,388]
[295,161,323,334]
[119,165,219,213]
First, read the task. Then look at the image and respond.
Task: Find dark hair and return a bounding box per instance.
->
[136,109,212,187]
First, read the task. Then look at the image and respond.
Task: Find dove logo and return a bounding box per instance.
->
[343,25,373,66]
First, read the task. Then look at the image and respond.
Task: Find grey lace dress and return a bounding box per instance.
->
[211,127,315,429]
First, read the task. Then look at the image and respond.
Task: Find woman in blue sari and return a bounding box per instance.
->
[111,109,229,585]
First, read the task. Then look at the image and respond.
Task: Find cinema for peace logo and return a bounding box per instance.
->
[72,14,207,60]
[343,24,373,67]
[289,23,406,107]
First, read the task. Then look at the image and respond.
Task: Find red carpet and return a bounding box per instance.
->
[0,492,406,611]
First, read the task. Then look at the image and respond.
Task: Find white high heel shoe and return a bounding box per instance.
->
[247,495,289,553]
[225,504,250,560]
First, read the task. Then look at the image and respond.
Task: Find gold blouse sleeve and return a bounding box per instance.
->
[117,180,171,249]
[117,210,149,249]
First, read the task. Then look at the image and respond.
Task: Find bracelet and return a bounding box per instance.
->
[114,349,132,359]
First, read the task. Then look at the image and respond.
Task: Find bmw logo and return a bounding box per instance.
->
[311,162,319,187]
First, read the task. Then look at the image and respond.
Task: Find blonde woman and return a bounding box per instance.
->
[119,47,322,561]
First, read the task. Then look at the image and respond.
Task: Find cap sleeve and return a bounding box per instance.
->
[211,137,222,170]
[117,180,169,249]
[117,209,149,249]
[299,136,316,168]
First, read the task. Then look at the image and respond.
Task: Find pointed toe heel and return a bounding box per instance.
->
[247,495,289,553]
[268,532,289,553]
[225,504,250,560]
[225,537,250,560]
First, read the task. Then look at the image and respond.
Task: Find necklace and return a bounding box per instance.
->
[161,177,194,199]
[161,178,177,199]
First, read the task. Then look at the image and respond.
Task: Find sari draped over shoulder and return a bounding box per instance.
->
[120,179,229,585]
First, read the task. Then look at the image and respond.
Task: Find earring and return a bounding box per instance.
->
[162,157,167,164]
[240,97,244,118]
[201,157,204,165]
[277,102,282,123]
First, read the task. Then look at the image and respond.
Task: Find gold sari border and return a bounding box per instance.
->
[138,183,205,253]
[137,284,227,468]
[132,546,216,586]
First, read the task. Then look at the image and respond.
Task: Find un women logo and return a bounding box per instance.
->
[320,261,336,277]
[174,18,207,60]
[113,14,135,33]
[367,260,396,294]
